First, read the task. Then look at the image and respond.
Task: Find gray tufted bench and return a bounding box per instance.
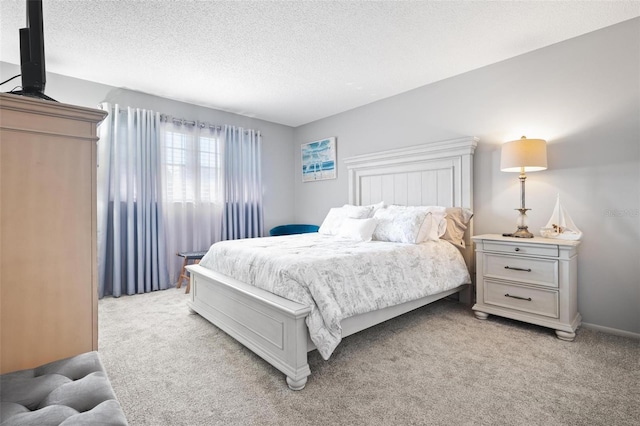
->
[0,351,127,426]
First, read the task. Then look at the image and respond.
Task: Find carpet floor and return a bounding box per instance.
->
[98,289,639,426]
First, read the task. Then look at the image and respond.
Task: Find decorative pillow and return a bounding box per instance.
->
[372,207,429,243]
[319,205,373,235]
[386,205,447,243]
[441,207,474,248]
[337,217,378,242]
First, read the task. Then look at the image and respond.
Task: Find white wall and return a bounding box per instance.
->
[1,61,297,233]
[293,18,640,335]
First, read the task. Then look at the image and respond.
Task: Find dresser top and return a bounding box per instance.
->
[0,92,106,123]
[472,233,581,247]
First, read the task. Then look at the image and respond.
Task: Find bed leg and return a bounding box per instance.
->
[286,376,307,391]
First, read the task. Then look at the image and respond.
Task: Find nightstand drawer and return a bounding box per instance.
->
[484,280,559,318]
[484,253,558,288]
[483,241,559,257]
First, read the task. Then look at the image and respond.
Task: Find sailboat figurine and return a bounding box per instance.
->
[540,194,583,240]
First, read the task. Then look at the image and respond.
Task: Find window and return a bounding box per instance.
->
[162,129,222,203]
[199,136,221,202]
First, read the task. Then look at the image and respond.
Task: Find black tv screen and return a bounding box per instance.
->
[17,0,55,101]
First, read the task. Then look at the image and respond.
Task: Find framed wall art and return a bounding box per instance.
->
[301,137,336,182]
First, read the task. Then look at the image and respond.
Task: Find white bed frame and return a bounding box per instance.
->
[186,136,477,390]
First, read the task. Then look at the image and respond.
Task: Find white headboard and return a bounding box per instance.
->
[344,136,478,268]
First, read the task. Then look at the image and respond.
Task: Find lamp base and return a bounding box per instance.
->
[510,207,534,238]
[511,226,534,238]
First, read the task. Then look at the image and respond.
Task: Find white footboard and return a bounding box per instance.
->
[186,264,311,390]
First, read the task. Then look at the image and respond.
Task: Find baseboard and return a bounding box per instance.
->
[581,322,640,340]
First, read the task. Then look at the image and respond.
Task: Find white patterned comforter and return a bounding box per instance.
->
[199,233,470,359]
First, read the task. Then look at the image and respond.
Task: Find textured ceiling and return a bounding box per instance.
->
[1,1,638,127]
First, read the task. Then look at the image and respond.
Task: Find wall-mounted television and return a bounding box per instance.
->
[14,0,56,101]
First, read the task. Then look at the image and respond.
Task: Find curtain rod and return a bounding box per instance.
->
[159,114,222,131]
[103,105,221,131]
[102,105,261,135]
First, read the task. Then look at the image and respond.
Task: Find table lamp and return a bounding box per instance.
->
[500,136,547,238]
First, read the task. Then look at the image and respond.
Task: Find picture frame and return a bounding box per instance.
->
[301,137,337,182]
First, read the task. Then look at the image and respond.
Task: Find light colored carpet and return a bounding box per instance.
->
[98,289,639,426]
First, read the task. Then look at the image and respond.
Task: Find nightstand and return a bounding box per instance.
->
[472,234,581,341]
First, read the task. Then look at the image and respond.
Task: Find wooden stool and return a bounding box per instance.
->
[176,251,207,294]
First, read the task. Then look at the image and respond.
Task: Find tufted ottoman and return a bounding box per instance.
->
[0,351,128,426]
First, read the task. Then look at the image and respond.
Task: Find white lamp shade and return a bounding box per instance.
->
[500,136,548,172]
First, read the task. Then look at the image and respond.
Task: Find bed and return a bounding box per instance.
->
[186,136,477,390]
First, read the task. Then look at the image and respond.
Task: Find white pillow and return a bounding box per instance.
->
[436,213,448,237]
[372,207,429,243]
[386,205,447,242]
[417,213,439,242]
[337,217,378,242]
[426,208,447,241]
[342,204,376,219]
[319,205,373,235]
[363,201,385,217]
[319,207,348,235]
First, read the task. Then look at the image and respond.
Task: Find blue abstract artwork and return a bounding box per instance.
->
[301,137,336,182]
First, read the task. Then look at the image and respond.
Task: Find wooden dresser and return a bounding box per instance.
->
[0,93,107,373]
[472,234,581,341]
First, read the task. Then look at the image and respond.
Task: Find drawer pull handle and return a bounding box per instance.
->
[505,293,532,301]
[504,266,532,272]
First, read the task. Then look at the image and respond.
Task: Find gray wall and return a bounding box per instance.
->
[293,18,640,335]
[1,61,296,233]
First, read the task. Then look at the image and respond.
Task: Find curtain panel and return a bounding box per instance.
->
[221,125,264,240]
[159,121,225,283]
[97,104,170,297]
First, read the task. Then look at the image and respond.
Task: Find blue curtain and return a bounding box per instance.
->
[97,104,170,297]
[221,125,264,240]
